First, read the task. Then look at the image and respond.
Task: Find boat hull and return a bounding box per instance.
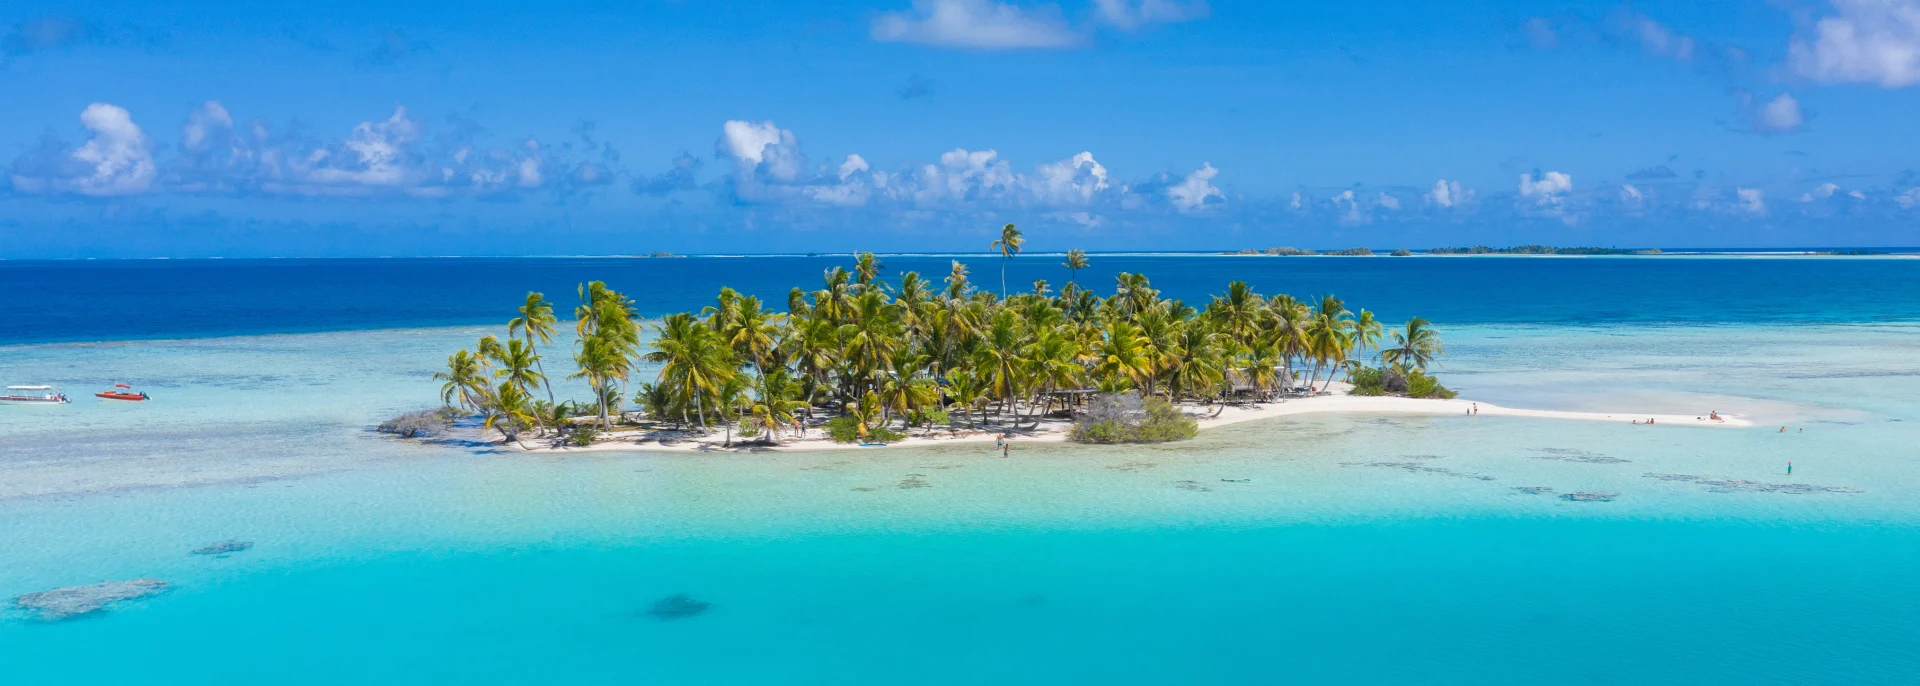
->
[95,392,147,401]
[0,396,69,404]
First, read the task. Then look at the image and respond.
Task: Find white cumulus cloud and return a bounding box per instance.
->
[1754,93,1806,133]
[1426,179,1472,208]
[1736,187,1767,215]
[11,103,158,196]
[872,0,1082,50]
[1093,0,1210,31]
[1519,171,1572,206]
[1789,0,1920,87]
[1166,162,1223,213]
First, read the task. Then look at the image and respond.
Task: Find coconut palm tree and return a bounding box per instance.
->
[490,339,545,398]
[508,292,559,403]
[434,350,487,411]
[482,380,537,448]
[722,295,783,383]
[1023,326,1084,419]
[1350,309,1383,369]
[1208,280,1264,350]
[645,313,738,428]
[989,222,1023,297]
[1063,248,1089,285]
[848,391,885,442]
[1115,272,1158,317]
[974,309,1027,422]
[745,369,809,444]
[1168,322,1226,403]
[1304,295,1353,390]
[853,251,884,288]
[1094,320,1155,392]
[1383,317,1444,371]
[568,334,622,429]
[944,368,989,429]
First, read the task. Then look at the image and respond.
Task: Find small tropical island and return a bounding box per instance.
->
[395,225,1745,452]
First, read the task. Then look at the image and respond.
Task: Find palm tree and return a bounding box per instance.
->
[1208,280,1264,349]
[1023,326,1084,419]
[853,251,884,288]
[745,370,809,444]
[848,391,885,443]
[1115,272,1158,317]
[1383,317,1444,371]
[508,291,558,403]
[1094,320,1154,392]
[490,338,545,398]
[482,380,537,448]
[1168,322,1226,403]
[1304,295,1353,390]
[645,313,738,428]
[568,334,622,429]
[722,295,783,383]
[532,399,576,437]
[1063,248,1088,286]
[713,373,751,446]
[941,368,987,430]
[974,309,1027,423]
[1350,309,1383,370]
[434,350,487,411]
[989,222,1023,297]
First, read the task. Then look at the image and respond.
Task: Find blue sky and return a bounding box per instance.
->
[3,0,1919,257]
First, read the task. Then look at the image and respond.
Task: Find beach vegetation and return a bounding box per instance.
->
[434,226,1453,448]
[1069,393,1198,443]
[378,408,454,438]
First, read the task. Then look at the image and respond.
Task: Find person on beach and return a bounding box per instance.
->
[1709,410,1720,420]
[1472,403,1478,415]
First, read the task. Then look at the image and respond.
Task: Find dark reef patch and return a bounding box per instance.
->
[1644,473,1863,494]
[644,593,712,621]
[1342,461,1496,481]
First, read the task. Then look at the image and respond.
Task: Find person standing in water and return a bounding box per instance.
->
[1788,461,1793,475]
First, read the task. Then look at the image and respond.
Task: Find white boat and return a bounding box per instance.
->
[1,385,71,404]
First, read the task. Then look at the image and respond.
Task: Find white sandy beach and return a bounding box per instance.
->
[511,386,1752,455]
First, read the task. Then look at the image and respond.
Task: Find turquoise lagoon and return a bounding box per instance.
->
[4,259,1920,683]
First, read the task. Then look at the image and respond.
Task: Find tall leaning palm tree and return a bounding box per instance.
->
[989,222,1024,297]
[434,349,487,411]
[1063,248,1089,286]
[508,292,558,403]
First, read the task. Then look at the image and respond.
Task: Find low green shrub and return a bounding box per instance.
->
[824,416,907,444]
[1069,393,1198,444]
[1407,371,1457,399]
[569,427,597,446]
[1348,367,1387,396]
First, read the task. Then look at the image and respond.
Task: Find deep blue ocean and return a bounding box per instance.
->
[3,255,1917,344]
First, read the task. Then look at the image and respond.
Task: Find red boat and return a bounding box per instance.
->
[96,383,149,401]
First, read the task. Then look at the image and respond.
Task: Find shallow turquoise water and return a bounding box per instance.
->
[4,265,1920,682]
[7,517,1917,684]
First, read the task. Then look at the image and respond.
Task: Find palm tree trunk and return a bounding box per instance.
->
[530,340,556,405]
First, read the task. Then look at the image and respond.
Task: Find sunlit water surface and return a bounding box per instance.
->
[3,263,1920,683]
